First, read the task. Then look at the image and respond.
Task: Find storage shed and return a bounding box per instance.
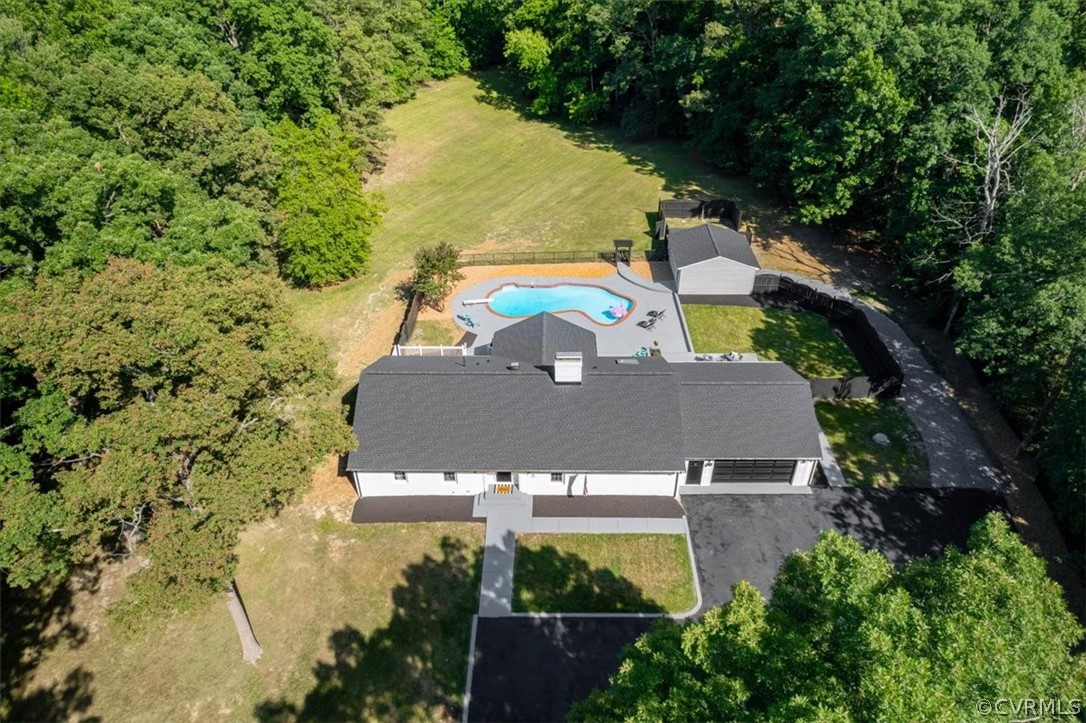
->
[667,223,760,295]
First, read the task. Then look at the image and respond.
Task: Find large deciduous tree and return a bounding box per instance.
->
[0,259,354,657]
[272,112,384,287]
[572,515,1085,721]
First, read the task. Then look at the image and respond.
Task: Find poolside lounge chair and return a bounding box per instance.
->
[457,313,478,329]
[646,309,666,318]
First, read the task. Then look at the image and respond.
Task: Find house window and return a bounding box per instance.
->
[443,472,457,482]
[550,472,563,482]
[393,471,407,481]
[496,472,512,482]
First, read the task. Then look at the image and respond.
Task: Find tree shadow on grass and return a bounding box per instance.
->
[253,535,671,721]
[254,536,483,722]
[2,570,97,721]
[512,545,665,614]
[748,307,862,379]
[471,69,765,210]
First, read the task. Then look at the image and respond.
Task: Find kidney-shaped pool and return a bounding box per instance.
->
[486,283,635,325]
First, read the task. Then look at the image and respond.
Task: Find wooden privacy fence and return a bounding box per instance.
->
[658,198,743,232]
[457,249,667,267]
[395,292,423,346]
[754,272,904,400]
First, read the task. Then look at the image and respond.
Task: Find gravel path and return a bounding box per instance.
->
[774,273,1003,491]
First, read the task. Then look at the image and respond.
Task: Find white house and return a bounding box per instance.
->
[345,313,821,499]
[666,223,760,295]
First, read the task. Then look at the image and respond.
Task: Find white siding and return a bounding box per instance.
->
[675,257,757,295]
[575,473,678,496]
[352,471,488,497]
[790,460,817,486]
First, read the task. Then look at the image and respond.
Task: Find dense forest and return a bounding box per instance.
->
[0,0,1082,644]
[444,0,1085,541]
[0,0,463,623]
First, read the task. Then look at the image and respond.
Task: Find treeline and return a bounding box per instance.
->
[0,0,461,627]
[444,0,1086,540]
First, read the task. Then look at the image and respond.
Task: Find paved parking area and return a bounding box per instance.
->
[685,488,1005,609]
[467,617,655,723]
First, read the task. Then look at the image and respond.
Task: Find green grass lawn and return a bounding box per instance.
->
[816,399,930,487]
[513,533,695,614]
[410,319,459,346]
[288,71,771,378]
[683,304,863,378]
[11,512,484,722]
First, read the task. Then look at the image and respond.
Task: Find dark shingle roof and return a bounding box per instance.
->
[674,362,823,460]
[347,351,823,472]
[490,313,598,366]
[667,224,760,269]
[347,355,684,473]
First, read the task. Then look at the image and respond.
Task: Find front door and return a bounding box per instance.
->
[686,460,704,485]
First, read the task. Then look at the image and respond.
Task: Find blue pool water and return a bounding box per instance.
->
[488,283,634,325]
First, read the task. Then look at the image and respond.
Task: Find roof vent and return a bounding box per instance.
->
[554,352,583,384]
[507,361,520,370]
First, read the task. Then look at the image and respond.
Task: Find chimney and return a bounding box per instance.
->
[553,352,583,384]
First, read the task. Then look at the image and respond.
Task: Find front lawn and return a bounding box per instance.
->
[683,304,862,378]
[9,511,484,722]
[513,533,695,614]
[816,399,930,487]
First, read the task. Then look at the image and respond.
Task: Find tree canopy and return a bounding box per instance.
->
[410,242,464,311]
[572,514,1085,721]
[0,260,353,620]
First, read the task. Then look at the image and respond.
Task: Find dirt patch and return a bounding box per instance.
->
[303,454,357,522]
[334,286,409,379]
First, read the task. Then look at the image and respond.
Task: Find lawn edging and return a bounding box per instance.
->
[508,519,704,620]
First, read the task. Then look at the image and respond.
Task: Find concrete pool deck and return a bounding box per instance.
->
[451,269,692,357]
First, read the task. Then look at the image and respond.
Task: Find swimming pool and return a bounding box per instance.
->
[486,283,635,325]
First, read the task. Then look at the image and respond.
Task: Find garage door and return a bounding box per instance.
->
[712,460,795,484]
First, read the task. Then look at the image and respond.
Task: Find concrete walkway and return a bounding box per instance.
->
[773,273,1002,491]
[818,431,847,487]
[478,497,533,617]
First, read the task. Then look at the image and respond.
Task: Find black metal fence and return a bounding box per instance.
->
[754,272,904,399]
[457,249,666,266]
[658,198,743,231]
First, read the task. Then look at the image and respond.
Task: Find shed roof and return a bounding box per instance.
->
[490,312,598,366]
[667,224,760,269]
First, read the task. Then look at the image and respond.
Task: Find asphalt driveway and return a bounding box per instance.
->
[686,487,1005,609]
[467,617,655,723]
